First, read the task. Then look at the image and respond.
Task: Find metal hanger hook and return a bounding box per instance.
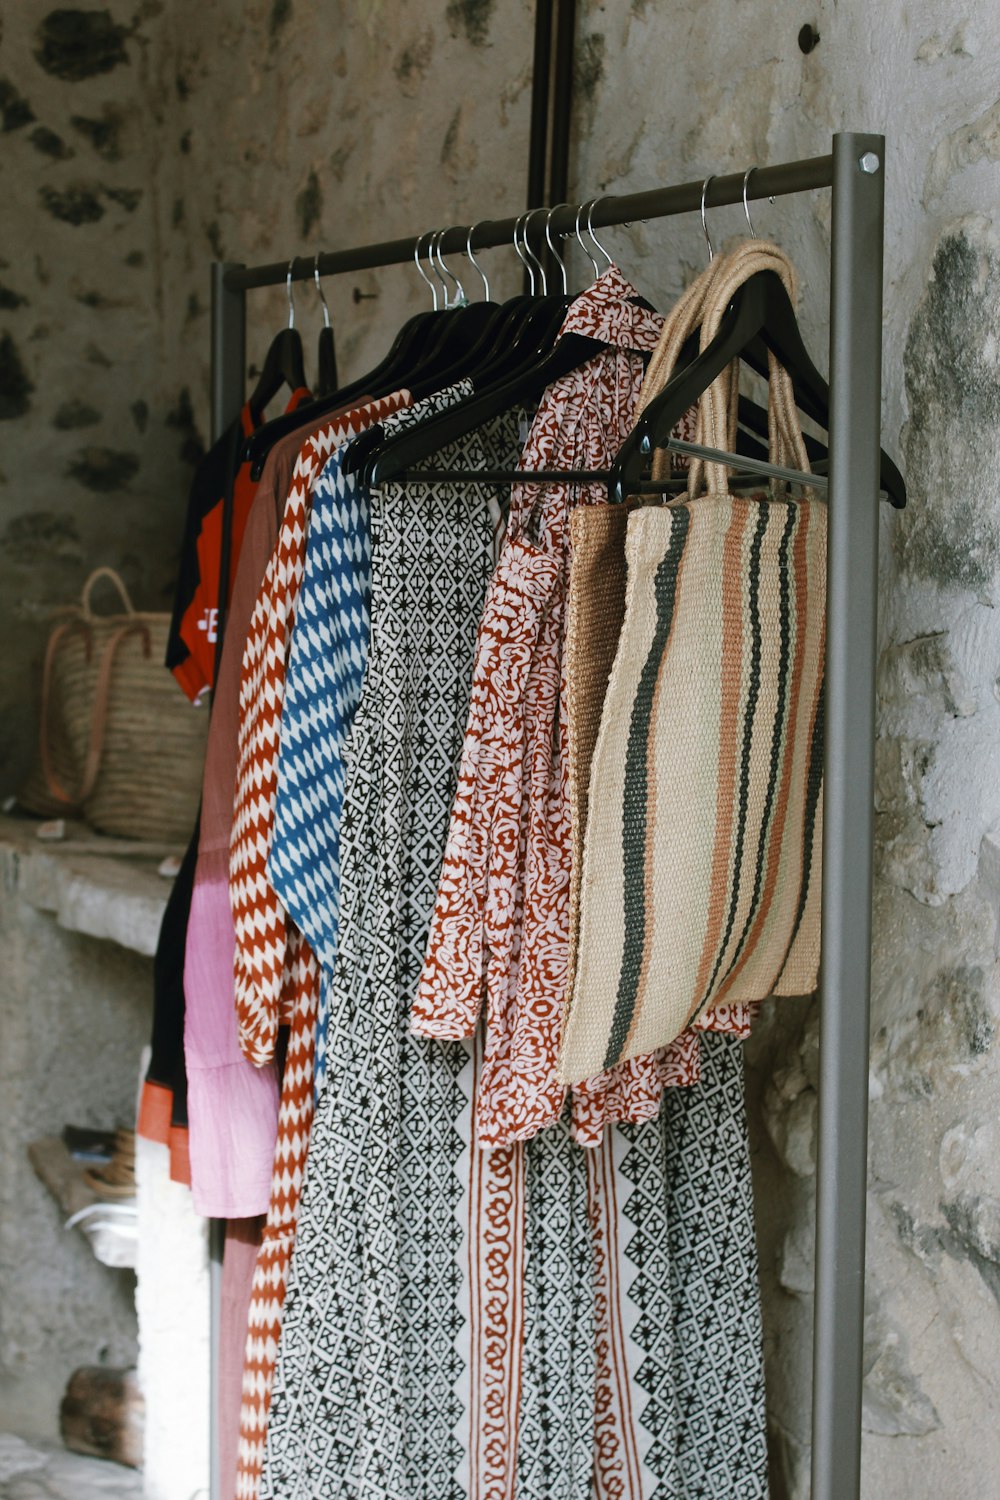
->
[465,223,490,301]
[544,204,570,294]
[585,199,614,270]
[575,203,600,282]
[700,176,716,262]
[513,214,535,294]
[435,229,466,307]
[523,207,548,295]
[430,230,452,307]
[313,254,332,329]
[286,260,296,328]
[413,231,439,310]
[741,166,775,240]
[742,168,758,239]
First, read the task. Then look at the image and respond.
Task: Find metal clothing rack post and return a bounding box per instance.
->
[207,130,886,1500]
[525,0,577,291]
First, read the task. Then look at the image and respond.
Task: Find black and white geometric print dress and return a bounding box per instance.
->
[261,393,595,1500]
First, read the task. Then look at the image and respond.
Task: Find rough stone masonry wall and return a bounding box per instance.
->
[0,854,151,1438]
[0,3,205,796]
[4,0,1000,1496]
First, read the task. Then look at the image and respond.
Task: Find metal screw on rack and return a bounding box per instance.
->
[859,152,881,174]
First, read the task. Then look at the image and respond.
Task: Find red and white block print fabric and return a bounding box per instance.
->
[415,266,754,1149]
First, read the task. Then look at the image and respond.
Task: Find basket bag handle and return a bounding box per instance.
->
[80,566,137,619]
[38,570,150,810]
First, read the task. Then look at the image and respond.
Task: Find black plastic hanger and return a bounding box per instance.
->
[624,173,845,492]
[611,270,905,506]
[736,392,827,464]
[405,215,571,398]
[314,258,338,397]
[247,264,309,427]
[364,209,600,483]
[241,233,453,476]
[440,215,575,387]
[365,317,603,486]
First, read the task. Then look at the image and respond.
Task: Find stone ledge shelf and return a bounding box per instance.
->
[0,815,176,957]
[28,1136,137,1270]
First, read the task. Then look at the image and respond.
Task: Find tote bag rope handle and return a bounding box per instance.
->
[680,240,810,497]
[631,242,763,489]
[630,238,810,496]
[38,618,152,809]
[633,251,741,427]
[80,566,137,621]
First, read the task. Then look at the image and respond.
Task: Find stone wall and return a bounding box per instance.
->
[0,3,205,795]
[155,0,539,429]
[4,1,1000,1496]
[0,838,152,1438]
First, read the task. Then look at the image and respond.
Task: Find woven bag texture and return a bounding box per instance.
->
[563,499,640,1016]
[19,568,207,842]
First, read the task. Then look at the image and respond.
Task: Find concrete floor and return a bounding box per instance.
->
[0,1435,143,1500]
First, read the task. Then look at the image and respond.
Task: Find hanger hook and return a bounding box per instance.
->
[742,167,758,239]
[523,207,548,295]
[513,213,535,295]
[575,202,601,282]
[435,229,466,307]
[741,165,774,240]
[431,230,452,307]
[700,176,717,262]
[585,199,614,270]
[428,231,446,308]
[313,254,332,329]
[413,231,438,310]
[286,260,296,329]
[465,222,490,301]
[544,204,570,294]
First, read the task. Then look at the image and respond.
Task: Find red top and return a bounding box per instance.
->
[173,389,312,703]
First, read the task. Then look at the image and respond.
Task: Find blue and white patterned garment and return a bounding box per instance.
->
[269,381,474,1093]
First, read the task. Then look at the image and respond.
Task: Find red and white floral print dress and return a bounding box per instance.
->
[413,265,755,1148]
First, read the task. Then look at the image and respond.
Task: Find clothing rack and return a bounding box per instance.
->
[208,131,885,1500]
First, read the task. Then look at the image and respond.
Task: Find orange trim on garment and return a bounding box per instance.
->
[169,1123,192,1187]
[137,1079,173,1145]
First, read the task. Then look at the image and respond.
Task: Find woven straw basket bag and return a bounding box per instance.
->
[559,242,826,1084]
[20,568,208,843]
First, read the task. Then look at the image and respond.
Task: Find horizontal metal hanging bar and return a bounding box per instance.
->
[666,435,828,489]
[383,436,831,493]
[385,469,826,495]
[390,469,619,485]
[224,153,833,292]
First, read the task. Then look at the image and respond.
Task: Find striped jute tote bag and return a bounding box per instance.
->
[563,250,745,1018]
[559,246,825,1083]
